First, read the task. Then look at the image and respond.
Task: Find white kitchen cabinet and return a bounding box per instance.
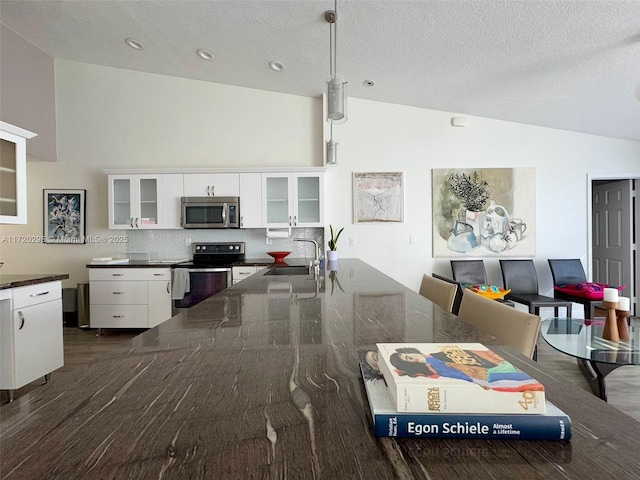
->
[239,172,263,228]
[262,172,324,228]
[89,268,172,331]
[183,173,240,197]
[160,174,184,229]
[108,174,162,229]
[0,281,64,401]
[148,271,172,328]
[0,122,37,224]
[232,265,267,284]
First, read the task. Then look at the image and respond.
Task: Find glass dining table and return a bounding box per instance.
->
[541,317,640,401]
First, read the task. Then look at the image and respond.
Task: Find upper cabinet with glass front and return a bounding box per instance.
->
[108,175,162,229]
[262,172,323,228]
[0,122,37,224]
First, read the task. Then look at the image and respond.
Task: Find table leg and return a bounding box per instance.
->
[576,358,623,402]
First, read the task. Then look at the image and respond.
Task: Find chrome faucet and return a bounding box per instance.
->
[294,238,320,276]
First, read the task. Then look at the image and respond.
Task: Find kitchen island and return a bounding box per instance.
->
[1,260,640,479]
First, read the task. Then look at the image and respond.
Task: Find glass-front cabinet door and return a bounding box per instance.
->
[0,123,37,224]
[111,177,132,228]
[263,174,292,227]
[138,177,159,228]
[262,172,324,228]
[294,173,323,226]
[108,175,160,229]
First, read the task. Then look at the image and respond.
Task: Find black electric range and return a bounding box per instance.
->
[172,242,245,308]
[173,242,245,269]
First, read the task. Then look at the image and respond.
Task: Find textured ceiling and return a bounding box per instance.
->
[1,0,640,142]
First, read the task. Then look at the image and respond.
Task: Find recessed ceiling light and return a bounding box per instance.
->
[197,49,213,61]
[269,61,285,72]
[125,38,144,50]
[363,79,375,87]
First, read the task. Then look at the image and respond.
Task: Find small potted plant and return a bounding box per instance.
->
[326,224,344,262]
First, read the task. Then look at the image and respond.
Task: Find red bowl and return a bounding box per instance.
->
[267,251,291,262]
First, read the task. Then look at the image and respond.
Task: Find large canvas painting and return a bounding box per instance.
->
[432,168,535,257]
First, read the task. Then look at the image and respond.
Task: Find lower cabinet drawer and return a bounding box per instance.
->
[12,281,62,309]
[90,281,148,304]
[89,268,149,281]
[90,305,148,328]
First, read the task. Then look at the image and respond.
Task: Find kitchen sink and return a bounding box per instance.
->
[264,266,310,276]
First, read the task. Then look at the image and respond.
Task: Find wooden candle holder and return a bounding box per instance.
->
[601,300,619,342]
[616,310,631,341]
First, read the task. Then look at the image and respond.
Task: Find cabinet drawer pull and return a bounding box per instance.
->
[30,291,50,297]
[166,282,170,294]
[18,311,25,330]
[293,215,297,226]
[112,273,124,276]
[113,315,125,318]
[135,217,139,228]
[207,185,211,196]
[112,291,125,294]
[130,217,134,228]
[153,273,164,276]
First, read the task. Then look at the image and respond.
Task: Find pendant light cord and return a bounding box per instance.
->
[333,0,337,79]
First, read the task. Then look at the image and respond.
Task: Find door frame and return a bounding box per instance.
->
[587,172,639,315]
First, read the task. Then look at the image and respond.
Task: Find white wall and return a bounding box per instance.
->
[325,98,640,294]
[2,59,639,301]
[55,60,322,169]
[0,24,57,161]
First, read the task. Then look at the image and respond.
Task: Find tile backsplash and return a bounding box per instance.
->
[126,228,325,260]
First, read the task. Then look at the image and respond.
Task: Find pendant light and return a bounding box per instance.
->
[325,1,345,165]
[326,123,338,165]
[325,3,347,124]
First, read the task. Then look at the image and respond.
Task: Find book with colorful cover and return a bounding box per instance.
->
[359,350,571,440]
[376,343,546,414]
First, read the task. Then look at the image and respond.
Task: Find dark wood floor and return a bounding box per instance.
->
[0,327,142,404]
[2,327,639,422]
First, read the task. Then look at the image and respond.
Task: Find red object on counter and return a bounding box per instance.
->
[267,251,291,262]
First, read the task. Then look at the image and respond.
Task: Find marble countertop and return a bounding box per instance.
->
[2,259,640,479]
[0,273,70,289]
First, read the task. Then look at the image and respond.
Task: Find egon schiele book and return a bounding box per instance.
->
[359,350,571,440]
[376,343,546,414]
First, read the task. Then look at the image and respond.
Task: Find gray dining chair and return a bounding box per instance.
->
[419,274,459,314]
[450,259,488,284]
[451,259,515,308]
[548,259,600,319]
[458,289,541,359]
[499,259,572,317]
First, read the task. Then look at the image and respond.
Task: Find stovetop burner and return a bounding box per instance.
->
[174,242,245,268]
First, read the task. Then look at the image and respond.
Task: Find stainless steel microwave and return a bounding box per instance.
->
[181,197,240,229]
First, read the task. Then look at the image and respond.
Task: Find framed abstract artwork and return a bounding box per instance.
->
[432,168,536,257]
[353,172,404,223]
[43,189,86,244]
